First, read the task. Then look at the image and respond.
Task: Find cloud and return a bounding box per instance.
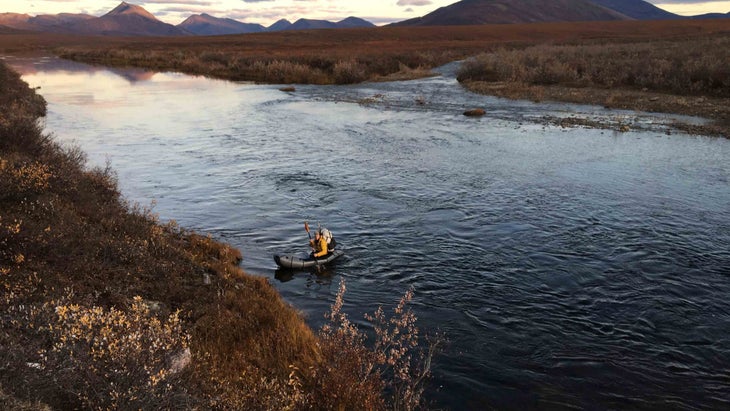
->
[397,0,433,6]
[647,0,730,15]
[158,6,226,15]
[648,0,728,3]
[217,3,342,24]
[140,0,213,5]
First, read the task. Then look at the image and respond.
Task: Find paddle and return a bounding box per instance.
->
[305,221,316,259]
[305,221,319,263]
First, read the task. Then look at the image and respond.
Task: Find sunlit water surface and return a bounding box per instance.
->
[7,55,730,409]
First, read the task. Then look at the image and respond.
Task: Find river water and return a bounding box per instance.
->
[7,55,730,409]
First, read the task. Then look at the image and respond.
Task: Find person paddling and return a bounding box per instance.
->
[310,229,329,259]
[273,222,342,269]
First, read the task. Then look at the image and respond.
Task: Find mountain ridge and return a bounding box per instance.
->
[1,1,727,36]
[179,13,266,35]
[180,14,375,35]
[104,2,157,20]
[64,2,190,36]
[691,11,730,19]
[267,19,293,31]
[590,0,678,20]
[392,0,632,26]
[0,2,375,36]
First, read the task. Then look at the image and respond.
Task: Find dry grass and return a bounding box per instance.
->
[458,36,730,97]
[53,46,452,85]
[457,33,730,137]
[3,18,729,86]
[293,279,442,411]
[0,386,51,411]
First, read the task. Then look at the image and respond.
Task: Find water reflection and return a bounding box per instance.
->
[3,54,156,82]
[274,265,338,284]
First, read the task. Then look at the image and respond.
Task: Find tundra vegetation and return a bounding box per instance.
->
[0,62,439,409]
[3,18,726,136]
[457,34,730,136]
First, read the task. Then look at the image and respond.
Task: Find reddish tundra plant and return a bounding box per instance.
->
[292,279,442,411]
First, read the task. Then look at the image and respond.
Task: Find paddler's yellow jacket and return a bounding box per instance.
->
[311,235,328,258]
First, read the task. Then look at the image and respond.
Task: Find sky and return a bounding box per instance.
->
[3,0,730,26]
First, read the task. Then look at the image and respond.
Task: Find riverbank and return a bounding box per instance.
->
[457,35,730,137]
[0,58,316,408]
[461,81,729,136]
[0,61,433,409]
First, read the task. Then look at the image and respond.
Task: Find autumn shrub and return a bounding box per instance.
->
[457,35,730,97]
[457,55,502,83]
[0,386,51,411]
[0,63,46,118]
[0,110,49,160]
[56,38,459,85]
[291,279,441,411]
[199,51,231,66]
[333,59,368,84]
[34,295,193,409]
[0,214,23,276]
[364,288,438,411]
[255,59,328,84]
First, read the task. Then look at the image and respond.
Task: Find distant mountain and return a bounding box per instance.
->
[29,13,95,30]
[178,13,264,35]
[0,13,35,30]
[392,0,631,26]
[0,24,25,34]
[287,18,339,30]
[106,2,155,20]
[0,2,375,36]
[267,19,292,31]
[65,2,190,36]
[334,17,376,28]
[0,12,94,32]
[284,16,375,30]
[690,11,730,19]
[589,0,678,20]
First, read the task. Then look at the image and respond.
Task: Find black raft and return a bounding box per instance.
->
[275,224,342,269]
[274,249,344,269]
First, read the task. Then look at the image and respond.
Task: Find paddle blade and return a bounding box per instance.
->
[304,221,310,233]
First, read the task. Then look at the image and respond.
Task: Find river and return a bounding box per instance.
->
[6,55,730,409]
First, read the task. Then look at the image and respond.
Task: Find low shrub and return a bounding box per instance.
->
[458,35,730,97]
[333,59,368,84]
[293,279,442,411]
[37,295,192,409]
